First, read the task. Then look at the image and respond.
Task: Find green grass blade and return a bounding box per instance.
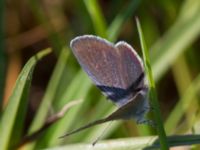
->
[172,55,193,96]
[25,48,69,149]
[169,55,198,133]
[136,18,169,150]
[0,48,51,150]
[151,0,200,81]
[28,48,69,135]
[165,73,200,133]
[44,135,200,150]
[84,0,107,38]
[107,0,141,42]
[34,71,92,147]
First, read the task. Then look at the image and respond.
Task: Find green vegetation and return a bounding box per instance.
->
[1,0,200,149]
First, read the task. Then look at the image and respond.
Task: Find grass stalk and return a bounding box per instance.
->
[136,18,169,150]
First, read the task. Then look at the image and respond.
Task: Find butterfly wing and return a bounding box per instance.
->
[70,35,146,106]
[59,91,149,138]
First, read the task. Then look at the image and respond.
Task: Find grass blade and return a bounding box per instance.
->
[25,48,69,149]
[0,48,51,150]
[136,18,169,150]
[28,48,69,135]
[107,0,141,42]
[34,71,92,148]
[165,73,200,133]
[151,0,200,81]
[84,0,107,38]
[44,134,200,150]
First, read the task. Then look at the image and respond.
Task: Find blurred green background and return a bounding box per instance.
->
[1,0,200,149]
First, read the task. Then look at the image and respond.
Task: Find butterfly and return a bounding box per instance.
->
[60,35,150,138]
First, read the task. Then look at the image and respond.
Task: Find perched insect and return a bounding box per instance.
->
[60,35,151,138]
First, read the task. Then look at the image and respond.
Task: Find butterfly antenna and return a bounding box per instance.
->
[92,121,113,146]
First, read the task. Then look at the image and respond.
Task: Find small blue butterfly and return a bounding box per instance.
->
[60,35,150,138]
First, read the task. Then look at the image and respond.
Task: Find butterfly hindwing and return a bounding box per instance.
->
[59,91,148,138]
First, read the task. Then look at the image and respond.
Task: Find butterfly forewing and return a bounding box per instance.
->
[71,36,123,87]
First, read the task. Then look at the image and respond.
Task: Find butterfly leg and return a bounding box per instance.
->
[136,118,156,127]
[135,108,156,127]
[144,106,154,111]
